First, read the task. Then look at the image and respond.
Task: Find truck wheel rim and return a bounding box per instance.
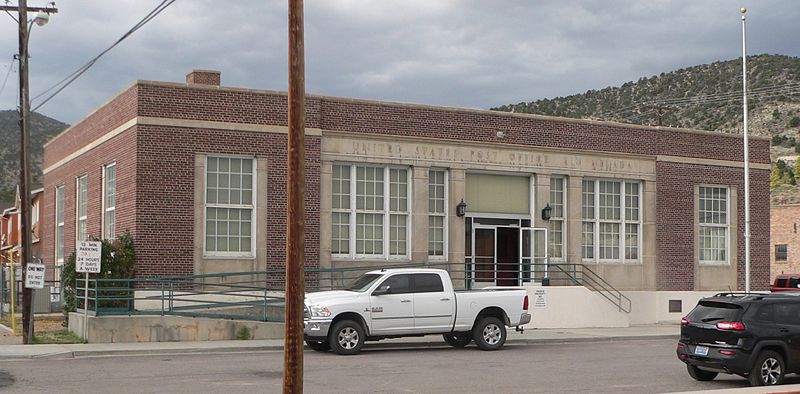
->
[338,327,359,349]
[483,324,501,345]
[760,358,781,384]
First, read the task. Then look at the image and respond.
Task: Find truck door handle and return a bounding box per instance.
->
[781,328,790,333]
[440,298,451,301]
[401,299,411,303]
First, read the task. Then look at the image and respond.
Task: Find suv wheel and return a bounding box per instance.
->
[472,317,506,351]
[749,350,785,386]
[687,365,718,381]
[329,319,365,355]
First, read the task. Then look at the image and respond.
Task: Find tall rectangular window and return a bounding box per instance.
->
[332,164,410,259]
[428,169,447,258]
[102,163,116,240]
[775,244,788,261]
[699,186,728,264]
[205,156,255,257]
[54,186,65,264]
[582,178,641,263]
[76,175,88,242]
[549,176,565,259]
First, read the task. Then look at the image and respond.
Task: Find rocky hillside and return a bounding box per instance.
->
[0,110,68,205]
[493,54,800,160]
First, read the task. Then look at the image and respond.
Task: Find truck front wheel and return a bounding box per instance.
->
[472,317,506,350]
[443,332,472,348]
[329,319,365,355]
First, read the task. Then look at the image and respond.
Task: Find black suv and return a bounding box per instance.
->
[677,292,800,386]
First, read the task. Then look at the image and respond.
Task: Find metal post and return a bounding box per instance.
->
[82,272,89,342]
[283,0,306,392]
[741,7,751,293]
[9,252,16,334]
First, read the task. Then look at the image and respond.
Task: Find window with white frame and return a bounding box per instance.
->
[332,164,410,259]
[581,179,641,263]
[55,186,65,264]
[699,186,729,264]
[549,176,565,259]
[76,175,88,242]
[103,163,116,240]
[428,169,447,258]
[205,156,255,257]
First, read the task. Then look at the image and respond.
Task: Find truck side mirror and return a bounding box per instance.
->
[373,286,391,296]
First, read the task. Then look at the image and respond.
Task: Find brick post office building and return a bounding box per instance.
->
[41,70,771,292]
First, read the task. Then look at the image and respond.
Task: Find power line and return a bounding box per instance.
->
[600,82,800,119]
[31,0,177,111]
[0,57,15,99]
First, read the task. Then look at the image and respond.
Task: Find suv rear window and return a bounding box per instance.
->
[687,301,743,323]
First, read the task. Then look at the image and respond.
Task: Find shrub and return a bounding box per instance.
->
[236,326,252,340]
[790,116,800,128]
[62,232,136,322]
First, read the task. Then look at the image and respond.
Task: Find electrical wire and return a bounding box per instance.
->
[31,0,177,111]
[0,57,15,99]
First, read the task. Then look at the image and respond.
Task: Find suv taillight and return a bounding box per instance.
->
[716,321,745,331]
[681,317,689,326]
[523,295,529,311]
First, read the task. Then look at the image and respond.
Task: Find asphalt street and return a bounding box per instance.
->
[2,338,796,393]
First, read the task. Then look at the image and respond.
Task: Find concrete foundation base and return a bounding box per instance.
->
[68,313,284,343]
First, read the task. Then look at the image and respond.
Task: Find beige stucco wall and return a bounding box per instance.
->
[320,132,660,290]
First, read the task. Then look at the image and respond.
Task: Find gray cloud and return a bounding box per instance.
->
[0,0,797,124]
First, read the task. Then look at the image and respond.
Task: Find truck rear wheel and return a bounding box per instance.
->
[472,317,506,350]
[329,319,365,355]
[443,332,472,348]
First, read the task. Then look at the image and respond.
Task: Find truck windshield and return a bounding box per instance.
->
[346,274,382,292]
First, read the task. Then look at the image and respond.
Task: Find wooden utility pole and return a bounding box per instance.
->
[1,1,58,344]
[283,0,305,392]
[17,0,33,346]
[643,104,678,127]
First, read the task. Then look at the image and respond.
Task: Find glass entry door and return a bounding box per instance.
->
[471,225,547,287]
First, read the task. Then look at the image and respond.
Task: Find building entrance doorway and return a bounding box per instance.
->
[468,217,547,288]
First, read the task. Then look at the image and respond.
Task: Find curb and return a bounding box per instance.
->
[0,333,680,359]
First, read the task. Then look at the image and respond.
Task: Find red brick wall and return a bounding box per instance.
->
[41,127,138,266]
[43,85,138,169]
[42,80,770,288]
[656,162,771,291]
[133,124,321,279]
[771,205,800,278]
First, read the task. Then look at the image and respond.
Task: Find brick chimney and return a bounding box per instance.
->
[186,70,221,86]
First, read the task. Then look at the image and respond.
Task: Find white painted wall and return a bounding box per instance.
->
[522,286,722,328]
[523,285,629,328]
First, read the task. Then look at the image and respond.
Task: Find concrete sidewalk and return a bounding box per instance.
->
[0,324,680,359]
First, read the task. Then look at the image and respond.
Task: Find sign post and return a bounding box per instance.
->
[75,241,101,342]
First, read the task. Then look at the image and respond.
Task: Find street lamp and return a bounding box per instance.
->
[0,0,58,344]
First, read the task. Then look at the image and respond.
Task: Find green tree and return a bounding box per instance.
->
[791,116,800,128]
[771,164,783,190]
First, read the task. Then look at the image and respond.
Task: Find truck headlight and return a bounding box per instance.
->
[308,304,331,317]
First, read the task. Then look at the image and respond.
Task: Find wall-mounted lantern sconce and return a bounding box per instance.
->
[456,199,467,217]
[541,203,552,221]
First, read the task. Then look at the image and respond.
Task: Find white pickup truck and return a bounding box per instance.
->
[303,268,531,355]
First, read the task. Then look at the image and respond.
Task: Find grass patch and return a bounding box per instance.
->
[32,329,84,344]
[1,315,83,343]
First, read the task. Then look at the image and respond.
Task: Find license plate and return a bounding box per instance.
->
[694,345,709,356]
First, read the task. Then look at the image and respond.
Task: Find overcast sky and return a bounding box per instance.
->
[0,0,798,124]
